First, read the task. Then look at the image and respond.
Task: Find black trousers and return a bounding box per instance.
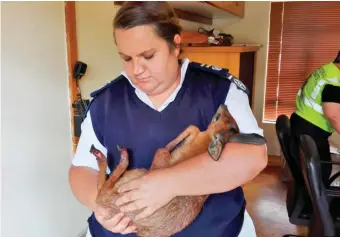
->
[289,112,332,185]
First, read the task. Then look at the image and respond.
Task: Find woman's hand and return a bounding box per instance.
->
[94,205,137,234]
[115,170,176,220]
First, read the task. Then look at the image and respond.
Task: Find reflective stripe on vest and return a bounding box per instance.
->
[303,96,323,114]
[302,77,339,115]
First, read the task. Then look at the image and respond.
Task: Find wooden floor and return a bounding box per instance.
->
[243,166,308,237]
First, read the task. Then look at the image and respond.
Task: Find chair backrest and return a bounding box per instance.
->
[275,114,304,184]
[299,134,335,236]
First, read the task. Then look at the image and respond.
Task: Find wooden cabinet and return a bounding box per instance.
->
[204,1,245,18]
[180,46,259,108]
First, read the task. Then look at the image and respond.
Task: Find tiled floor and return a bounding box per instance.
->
[243,167,308,237]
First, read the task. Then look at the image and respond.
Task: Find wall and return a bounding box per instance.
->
[215,1,340,155]
[75,1,122,99]
[2,2,90,237]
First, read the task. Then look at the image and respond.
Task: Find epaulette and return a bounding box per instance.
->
[84,75,125,117]
[189,61,249,95]
[225,72,250,96]
[190,61,230,78]
[90,75,125,98]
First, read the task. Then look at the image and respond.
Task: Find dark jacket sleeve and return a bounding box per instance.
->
[322,84,340,103]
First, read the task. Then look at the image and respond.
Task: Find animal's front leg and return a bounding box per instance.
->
[165,125,200,153]
[150,148,172,170]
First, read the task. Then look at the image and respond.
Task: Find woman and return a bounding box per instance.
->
[69,2,267,237]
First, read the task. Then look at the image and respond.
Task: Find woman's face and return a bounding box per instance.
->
[115,25,181,96]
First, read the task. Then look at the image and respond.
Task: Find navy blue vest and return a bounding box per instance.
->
[87,62,246,237]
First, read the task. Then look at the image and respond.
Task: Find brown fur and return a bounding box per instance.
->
[90,104,239,237]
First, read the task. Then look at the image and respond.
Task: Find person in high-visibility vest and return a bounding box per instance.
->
[290,51,340,185]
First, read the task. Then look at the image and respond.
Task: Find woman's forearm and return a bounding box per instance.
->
[329,114,340,134]
[68,165,99,211]
[331,118,340,134]
[163,142,268,196]
[323,102,340,134]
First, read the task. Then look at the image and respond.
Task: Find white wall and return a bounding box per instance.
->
[2,2,90,237]
[75,1,123,99]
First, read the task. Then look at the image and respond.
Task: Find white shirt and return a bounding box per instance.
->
[72,58,264,172]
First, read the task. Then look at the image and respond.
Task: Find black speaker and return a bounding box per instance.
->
[73,61,87,80]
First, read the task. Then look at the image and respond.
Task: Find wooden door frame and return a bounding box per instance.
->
[64,1,79,152]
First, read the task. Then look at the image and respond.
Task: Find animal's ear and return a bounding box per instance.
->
[208,138,223,161]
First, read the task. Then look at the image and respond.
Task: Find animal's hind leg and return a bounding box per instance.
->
[165,125,200,153]
[90,144,109,192]
[101,145,129,190]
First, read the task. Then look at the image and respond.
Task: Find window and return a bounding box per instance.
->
[263,1,340,122]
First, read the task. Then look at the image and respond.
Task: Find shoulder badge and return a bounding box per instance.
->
[225,73,250,95]
[189,61,249,95]
[90,75,125,98]
[189,61,230,78]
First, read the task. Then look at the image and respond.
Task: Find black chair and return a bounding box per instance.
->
[299,134,340,237]
[275,114,313,236]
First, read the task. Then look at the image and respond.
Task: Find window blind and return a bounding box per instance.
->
[264,1,340,122]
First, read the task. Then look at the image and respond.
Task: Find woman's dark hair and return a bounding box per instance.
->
[334,50,340,64]
[113,1,182,51]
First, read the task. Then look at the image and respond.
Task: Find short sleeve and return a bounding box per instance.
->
[72,111,110,174]
[322,84,340,103]
[225,83,264,136]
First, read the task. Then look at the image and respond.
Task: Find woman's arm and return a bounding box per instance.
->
[323,102,340,133]
[69,166,99,211]
[322,84,340,134]
[161,142,267,196]
[69,112,109,211]
[155,82,267,196]
[69,112,137,233]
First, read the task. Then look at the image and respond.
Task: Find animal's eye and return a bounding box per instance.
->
[213,133,218,140]
[214,113,221,121]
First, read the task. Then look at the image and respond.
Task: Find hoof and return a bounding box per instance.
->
[90,144,101,157]
[89,144,96,153]
[117,145,129,166]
